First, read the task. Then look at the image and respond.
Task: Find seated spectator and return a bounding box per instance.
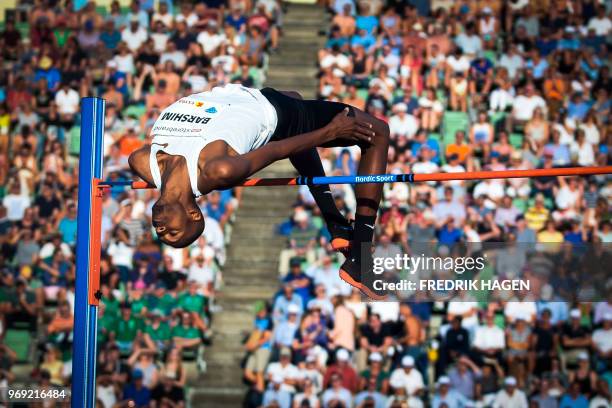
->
[150,372,185,408]
[431,376,470,408]
[266,347,300,394]
[244,301,273,392]
[323,348,359,394]
[389,355,424,403]
[321,372,352,408]
[472,311,505,366]
[492,376,528,408]
[121,369,151,408]
[272,303,300,349]
[357,314,393,371]
[561,309,592,370]
[263,374,292,408]
[559,381,589,408]
[46,301,74,352]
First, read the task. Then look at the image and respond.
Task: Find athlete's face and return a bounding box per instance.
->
[152,200,204,248]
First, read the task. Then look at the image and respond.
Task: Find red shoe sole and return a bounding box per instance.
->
[339,268,388,301]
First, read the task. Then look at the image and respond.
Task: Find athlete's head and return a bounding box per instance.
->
[152,197,204,248]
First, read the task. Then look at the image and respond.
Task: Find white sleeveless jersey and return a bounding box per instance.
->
[149,84,278,197]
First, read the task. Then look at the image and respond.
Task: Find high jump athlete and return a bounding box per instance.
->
[128,84,389,299]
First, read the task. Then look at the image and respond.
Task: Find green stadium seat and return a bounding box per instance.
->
[510,133,523,149]
[123,104,146,119]
[356,89,369,101]
[483,50,497,65]
[4,329,31,363]
[16,22,29,38]
[489,111,506,127]
[95,6,108,16]
[513,198,527,212]
[67,125,81,156]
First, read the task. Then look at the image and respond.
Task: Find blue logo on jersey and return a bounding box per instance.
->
[205,107,217,114]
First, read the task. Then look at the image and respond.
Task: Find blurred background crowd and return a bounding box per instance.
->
[242,0,612,407]
[0,0,280,406]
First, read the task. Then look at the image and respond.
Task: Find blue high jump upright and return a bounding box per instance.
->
[71,97,106,408]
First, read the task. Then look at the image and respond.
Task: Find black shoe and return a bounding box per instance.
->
[339,257,388,300]
[328,220,353,254]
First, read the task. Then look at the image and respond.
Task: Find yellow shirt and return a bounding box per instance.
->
[525,206,549,231]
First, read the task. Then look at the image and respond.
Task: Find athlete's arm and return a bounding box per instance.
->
[128,145,155,185]
[203,108,375,190]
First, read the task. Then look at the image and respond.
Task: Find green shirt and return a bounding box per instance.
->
[145,322,171,342]
[178,293,206,314]
[115,316,144,342]
[98,313,116,343]
[157,293,178,315]
[131,298,148,316]
[171,324,200,340]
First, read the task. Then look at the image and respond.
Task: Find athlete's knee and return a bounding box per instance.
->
[371,117,390,146]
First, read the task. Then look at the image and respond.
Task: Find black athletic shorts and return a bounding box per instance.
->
[260,87,358,147]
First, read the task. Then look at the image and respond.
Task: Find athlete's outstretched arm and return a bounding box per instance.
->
[204,108,374,190]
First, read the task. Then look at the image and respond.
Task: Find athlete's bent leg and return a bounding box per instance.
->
[340,109,390,299]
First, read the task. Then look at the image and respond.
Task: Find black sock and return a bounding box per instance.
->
[309,185,348,227]
[350,213,377,262]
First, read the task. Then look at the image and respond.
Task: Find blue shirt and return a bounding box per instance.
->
[225,14,247,31]
[58,217,78,245]
[122,384,151,407]
[351,33,376,51]
[557,38,580,50]
[272,320,299,347]
[34,68,61,90]
[559,394,588,408]
[438,226,462,245]
[262,389,291,408]
[536,38,558,56]
[254,316,273,349]
[432,389,470,408]
[567,100,592,120]
[100,30,122,50]
[411,139,441,163]
[273,294,304,324]
[525,58,549,79]
[355,15,378,34]
[283,272,312,305]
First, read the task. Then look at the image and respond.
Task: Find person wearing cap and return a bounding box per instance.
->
[491,376,528,408]
[120,368,152,407]
[271,303,300,349]
[561,309,592,371]
[283,257,313,306]
[120,14,148,52]
[261,373,292,408]
[431,375,471,408]
[143,309,171,352]
[359,351,389,395]
[593,312,612,372]
[272,283,303,325]
[389,355,424,400]
[323,348,359,393]
[321,372,352,408]
[559,381,590,408]
[354,374,387,408]
[388,102,419,141]
[265,347,299,394]
[293,376,321,408]
[567,351,598,398]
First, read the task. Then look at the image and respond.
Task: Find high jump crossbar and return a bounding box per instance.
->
[72,97,612,408]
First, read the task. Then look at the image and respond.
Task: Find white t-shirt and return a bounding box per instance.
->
[447,301,479,328]
[151,32,170,53]
[2,194,31,221]
[389,368,424,396]
[113,53,135,74]
[593,328,612,354]
[320,53,352,73]
[121,27,148,51]
[512,95,546,121]
[473,325,506,350]
[107,241,134,268]
[175,12,198,27]
[150,85,278,197]
[504,301,537,322]
[473,180,505,201]
[389,114,418,139]
[587,17,612,36]
[152,12,174,28]
[555,186,580,210]
[498,53,524,79]
[55,88,80,115]
[197,31,227,55]
[441,164,466,186]
[446,55,471,73]
[455,33,482,56]
[266,362,300,393]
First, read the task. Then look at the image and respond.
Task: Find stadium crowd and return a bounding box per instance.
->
[0,0,283,406]
[243,0,612,407]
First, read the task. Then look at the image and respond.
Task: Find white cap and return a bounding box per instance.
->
[369,352,383,363]
[294,210,309,223]
[578,352,589,361]
[504,377,517,386]
[570,309,581,318]
[438,376,451,385]
[287,303,300,314]
[401,355,415,367]
[336,348,350,361]
[482,6,492,14]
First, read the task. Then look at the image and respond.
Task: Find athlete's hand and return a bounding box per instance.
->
[325,108,375,145]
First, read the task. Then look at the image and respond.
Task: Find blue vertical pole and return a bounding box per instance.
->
[71,97,105,408]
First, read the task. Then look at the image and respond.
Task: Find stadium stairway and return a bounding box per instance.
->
[190,3,327,407]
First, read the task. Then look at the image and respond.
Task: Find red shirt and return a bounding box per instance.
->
[323,364,359,393]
